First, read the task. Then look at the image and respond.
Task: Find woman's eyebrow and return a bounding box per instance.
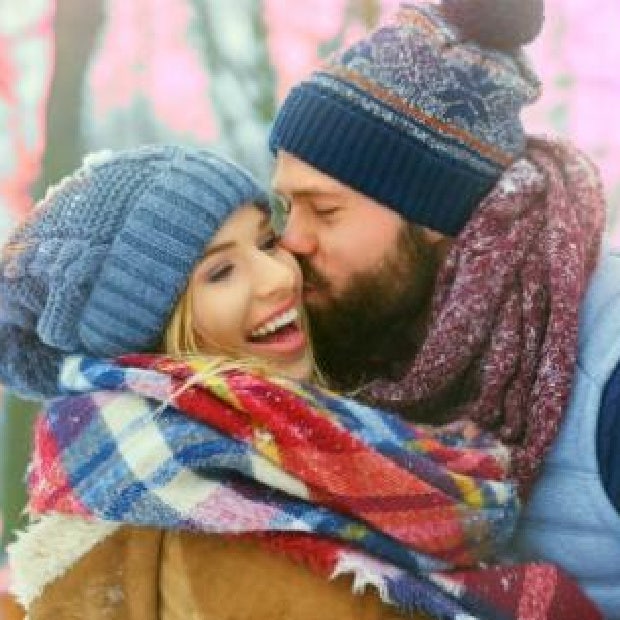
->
[204,240,235,258]
[204,211,270,258]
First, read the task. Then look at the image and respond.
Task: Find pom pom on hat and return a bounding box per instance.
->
[441,0,544,50]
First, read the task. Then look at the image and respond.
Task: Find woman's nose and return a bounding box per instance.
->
[253,252,298,299]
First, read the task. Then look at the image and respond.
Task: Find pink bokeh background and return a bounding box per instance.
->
[524,0,620,232]
[0,3,54,226]
[1,0,618,238]
[90,0,216,142]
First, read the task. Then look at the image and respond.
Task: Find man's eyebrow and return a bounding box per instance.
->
[274,187,341,199]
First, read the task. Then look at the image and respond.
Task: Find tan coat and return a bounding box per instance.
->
[26,526,428,620]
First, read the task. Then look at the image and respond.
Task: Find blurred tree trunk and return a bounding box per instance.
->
[32,0,105,199]
[1,0,104,552]
[189,0,277,181]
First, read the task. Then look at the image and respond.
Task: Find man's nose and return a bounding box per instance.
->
[280,207,317,256]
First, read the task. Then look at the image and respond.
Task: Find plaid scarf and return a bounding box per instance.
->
[28,354,601,620]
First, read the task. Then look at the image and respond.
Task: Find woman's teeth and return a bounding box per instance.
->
[250,308,298,340]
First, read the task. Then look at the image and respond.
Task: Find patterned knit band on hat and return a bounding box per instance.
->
[0,145,268,400]
[269,0,543,235]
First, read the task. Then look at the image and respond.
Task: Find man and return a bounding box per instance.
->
[269,0,620,617]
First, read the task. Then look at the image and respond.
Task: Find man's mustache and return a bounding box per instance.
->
[298,257,329,290]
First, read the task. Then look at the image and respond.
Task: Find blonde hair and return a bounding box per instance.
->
[163,284,200,356]
[163,279,326,385]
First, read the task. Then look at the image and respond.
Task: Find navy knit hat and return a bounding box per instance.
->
[269,0,544,235]
[0,145,268,400]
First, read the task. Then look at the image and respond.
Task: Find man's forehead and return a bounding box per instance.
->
[272,151,346,197]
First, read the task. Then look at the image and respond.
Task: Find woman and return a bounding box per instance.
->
[0,145,417,619]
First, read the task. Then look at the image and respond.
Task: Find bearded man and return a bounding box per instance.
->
[270,0,620,617]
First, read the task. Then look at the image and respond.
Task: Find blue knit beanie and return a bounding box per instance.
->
[0,145,268,400]
[269,0,544,235]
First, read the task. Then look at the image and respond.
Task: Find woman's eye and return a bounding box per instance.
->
[206,264,234,283]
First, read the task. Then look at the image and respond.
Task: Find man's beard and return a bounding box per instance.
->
[303,223,440,391]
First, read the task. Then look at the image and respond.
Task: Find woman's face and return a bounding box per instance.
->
[189,204,313,381]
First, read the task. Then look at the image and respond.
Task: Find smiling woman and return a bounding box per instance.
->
[165,204,313,381]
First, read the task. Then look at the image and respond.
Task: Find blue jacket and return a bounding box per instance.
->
[598,357,620,512]
[509,250,620,619]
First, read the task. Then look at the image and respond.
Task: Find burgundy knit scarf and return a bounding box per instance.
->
[365,137,606,497]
